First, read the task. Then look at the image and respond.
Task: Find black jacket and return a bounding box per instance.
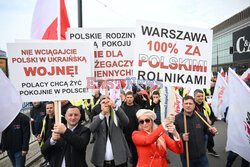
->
[121,102,141,142]
[30,103,46,135]
[195,101,216,124]
[42,115,55,144]
[90,103,101,121]
[174,109,210,160]
[134,94,149,109]
[41,124,90,167]
[0,113,30,153]
[61,102,73,117]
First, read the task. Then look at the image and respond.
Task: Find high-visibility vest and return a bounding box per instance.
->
[90,97,100,110]
[69,99,82,106]
[83,99,90,111]
[203,89,211,98]
[196,101,211,122]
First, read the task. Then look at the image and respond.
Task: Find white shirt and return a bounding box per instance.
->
[99,113,114,161]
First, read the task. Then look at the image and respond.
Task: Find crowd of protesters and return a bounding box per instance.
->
[0,79,249,167]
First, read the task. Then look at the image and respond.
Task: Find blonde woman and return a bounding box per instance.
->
[132,109,183,167]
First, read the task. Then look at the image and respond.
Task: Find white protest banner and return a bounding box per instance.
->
[66,28,135,81]
[161,86,183,122]
[226,68,250,162]
[7,41,93,102]
[211,72,228,120]
[134,20,213,88]
[0,69,22,132]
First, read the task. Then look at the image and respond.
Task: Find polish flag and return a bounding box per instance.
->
[31,0,70,40]
[220,68,225,77]
[241,68,250,81]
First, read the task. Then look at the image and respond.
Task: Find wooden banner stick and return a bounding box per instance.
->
[183,112,190,167]
[104,80,108,97]
[194,111,212,129]
[54,100,59,124]
[170,87,176,115]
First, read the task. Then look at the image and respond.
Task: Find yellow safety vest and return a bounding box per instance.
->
[69,99,82,106]
[83,99,90,111]
[90,97,100,110]
[203,100,211,121]
[196,101,211,122]
[203,89,211,100]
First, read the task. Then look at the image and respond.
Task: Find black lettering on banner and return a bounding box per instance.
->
[138,71,146,80]
[54,89,61,94]
[141,25,208,43]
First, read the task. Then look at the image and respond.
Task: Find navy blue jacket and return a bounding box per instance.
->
[0,113,30,153]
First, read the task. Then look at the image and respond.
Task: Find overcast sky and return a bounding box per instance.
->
[0,0,249,51]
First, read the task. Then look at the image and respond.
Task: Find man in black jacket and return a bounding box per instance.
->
[41,106,90,167]
[174,95,218,167]
[147,90,161,125]
[30,101,46,137]
[134,89,148,109]
[0,112,30,167]
[194,89,218,157]
[121,91,141,167]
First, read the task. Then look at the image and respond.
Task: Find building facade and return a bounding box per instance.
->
[212,6,250,75]
[0,50,8,76]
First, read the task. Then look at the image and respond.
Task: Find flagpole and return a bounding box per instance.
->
[170,87,175,115]
[56,0,62,124]
[78,0,83,27]
[184,112,190,167]
[58,0,61,40]
[194,111,212,129]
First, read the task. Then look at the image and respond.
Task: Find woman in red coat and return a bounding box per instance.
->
[132,109,183,167]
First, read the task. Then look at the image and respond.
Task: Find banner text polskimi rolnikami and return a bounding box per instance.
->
[138,54,208,85]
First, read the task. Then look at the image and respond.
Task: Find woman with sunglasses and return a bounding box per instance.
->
[132,109,183,167]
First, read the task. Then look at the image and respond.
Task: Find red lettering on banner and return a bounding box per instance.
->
[94,51,103,58]
[34,49,77,55]
[21,49,33,55]
[175,94,181,114]
[23,66,78,77]
[218,86,225,100]
[106,50,123,57]
[95,60,133,68]
[185,45,201,56]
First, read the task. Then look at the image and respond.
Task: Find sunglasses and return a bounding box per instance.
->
[139,118,151,124]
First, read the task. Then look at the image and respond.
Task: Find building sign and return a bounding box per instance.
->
[233,26,250,61]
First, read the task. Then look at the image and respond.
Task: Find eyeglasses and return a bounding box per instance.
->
[139,118,151,124]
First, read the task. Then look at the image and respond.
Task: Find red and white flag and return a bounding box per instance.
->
[220,68,225,77]
[31,0,70,40]
[226,68,250,162]
[211,72,228,120]
[241,68,250,82]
